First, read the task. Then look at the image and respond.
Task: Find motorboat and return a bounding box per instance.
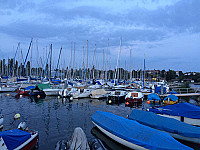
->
[90,89,108,99]
[125,91,143,107]
[43,88,60,96]
[73,88,93,99]
[148,102,200,126]
[0,123,39,150]
[107,90,127,104]
[163,94,178,105]
[129,109,200,144]
[59,89,72,98]
[15,86,35,96]
[92,111,192,150]
[146,93,162,107]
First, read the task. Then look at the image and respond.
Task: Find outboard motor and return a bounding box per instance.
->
[18,122,28,131]
[55,140,67,150]
[0,114,3,129]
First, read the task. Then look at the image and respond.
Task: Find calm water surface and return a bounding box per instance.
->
[0,92,199,150]
[0,93,134,150]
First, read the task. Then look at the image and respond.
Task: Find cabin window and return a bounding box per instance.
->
[131,93,138,97]
[115,92,120,95]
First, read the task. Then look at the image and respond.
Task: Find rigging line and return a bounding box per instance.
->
[8,42,20,78]
[19,39,33,77]
[43,47,51,78]
[55,47,62,78]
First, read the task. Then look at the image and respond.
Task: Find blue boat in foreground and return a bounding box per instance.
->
[129,109,200,144]
[148,102,200,126]
[91,111,192,150]
[0,129,38,150]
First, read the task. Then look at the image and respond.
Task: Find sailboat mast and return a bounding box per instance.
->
[130,50,131,81]
[143,54,145,89]
[106,39,109,80]
[124,60,126,80]
[73,42,75,79]
[49,44,52,79]
[115,37,122,84]
[103,48,104,80]
[87,40,88,80]
[60,47,62,81]
[30,40,33,77]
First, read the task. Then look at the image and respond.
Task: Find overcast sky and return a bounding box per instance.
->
[0,0,199,72]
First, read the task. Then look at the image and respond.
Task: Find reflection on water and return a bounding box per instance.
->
[0,94,199,149]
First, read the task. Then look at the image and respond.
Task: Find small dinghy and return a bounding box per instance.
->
[92,111,192,150]
[129,109,200,144]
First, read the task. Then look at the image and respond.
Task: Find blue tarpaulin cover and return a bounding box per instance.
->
[170,90,178,94]
[164,95,178,102]
[155,86,166,94]
[91,111,192,150]
[96,81,101,85]
[129,109,200,138]
[149,102,200,119]
[1,76,8,79]
[148,93,161,101]
[0,129,31,150]
[17,78,28,82]
[68,81,73,86]
[24,86,35,90]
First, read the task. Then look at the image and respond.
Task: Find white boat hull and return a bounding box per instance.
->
[169,132,200,144]
[90,94,107,99]
[159,114,200,126]
[0,118,3,125]
[14,131,38,150]
[73,92,90,99]
[92,122,148,150]
[0,87,15,93]
[43,89,60,96]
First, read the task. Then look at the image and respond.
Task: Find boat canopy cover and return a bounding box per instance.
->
[1,76,8,79]
[163,95,178,102]
[170,90,178,94]
[91,89,106,96]
[68,81,73,86]
[37,83,50,90]
[96,81,101,85]
[155,86,166,94]
[0,129,31,150]
[129,109,200,138]
[147,93,161,101]
[17,78,28,82]
[68,127,90,150]
[24,86,35,90]
[149,102,200,119]
[92,111,192,150]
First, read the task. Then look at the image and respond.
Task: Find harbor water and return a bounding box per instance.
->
[0,92,199,150]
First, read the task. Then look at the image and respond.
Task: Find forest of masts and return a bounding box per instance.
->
[0,39,147,81]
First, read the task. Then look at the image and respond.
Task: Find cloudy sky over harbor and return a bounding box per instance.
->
[0,0,199,72]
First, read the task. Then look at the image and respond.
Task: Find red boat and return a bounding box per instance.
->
[0,129,38,150]
[15,88,30,95]
[125,91,144,107]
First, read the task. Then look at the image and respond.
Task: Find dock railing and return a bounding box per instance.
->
[173,87,200,94]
